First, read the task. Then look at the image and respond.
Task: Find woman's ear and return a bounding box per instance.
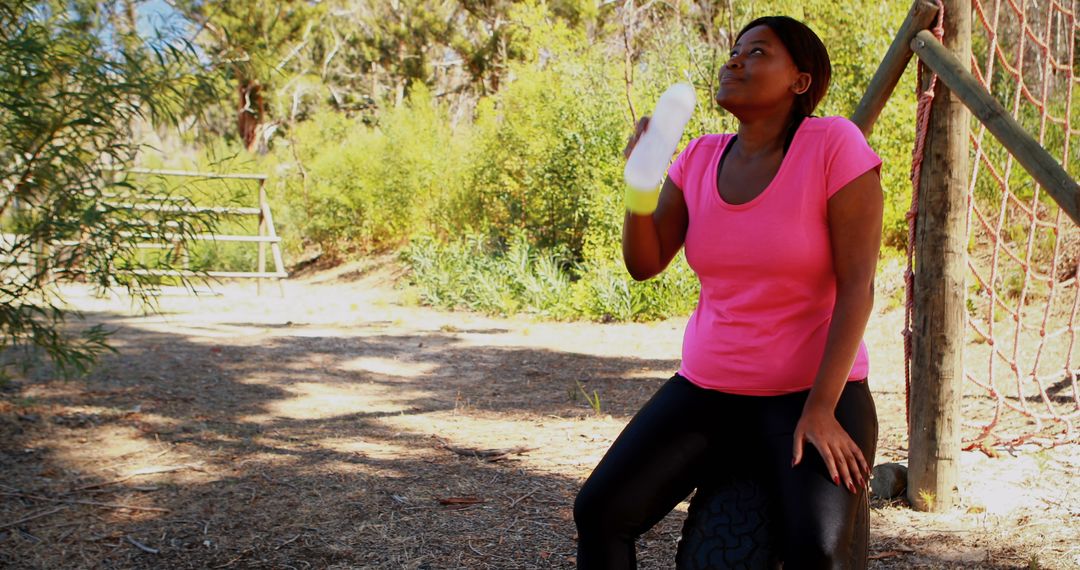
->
[791,72,812,96]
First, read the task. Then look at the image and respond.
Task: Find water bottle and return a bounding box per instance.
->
[624,83,696,214]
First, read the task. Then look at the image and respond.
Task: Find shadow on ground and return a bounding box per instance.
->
[0,311,684,569]
[0,311,1032,569]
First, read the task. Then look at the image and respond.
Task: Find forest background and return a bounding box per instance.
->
[4,0,1074,370]
[149,0,916,320]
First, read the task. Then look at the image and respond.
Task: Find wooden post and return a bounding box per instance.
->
[851,0,941,137]
[31,237,43,285]
[257,179,267,296]
[179,240,190,272]
[908,0,970,512]
[257,181,287,297]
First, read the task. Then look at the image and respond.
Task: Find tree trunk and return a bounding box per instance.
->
[238,80,264,152]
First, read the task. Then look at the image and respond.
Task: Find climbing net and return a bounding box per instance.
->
[909,0,1079,448]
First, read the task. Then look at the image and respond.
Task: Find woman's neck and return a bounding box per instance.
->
[734,111,797,158]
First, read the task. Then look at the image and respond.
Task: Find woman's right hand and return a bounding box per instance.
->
[623,116,650,160]
[621,113,687,280]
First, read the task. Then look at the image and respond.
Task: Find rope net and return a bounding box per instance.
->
[908,0,1080,448]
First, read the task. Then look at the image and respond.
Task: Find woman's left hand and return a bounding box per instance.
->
[792,407,870,494]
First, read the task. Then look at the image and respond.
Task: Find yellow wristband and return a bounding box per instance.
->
[625,185,661,215]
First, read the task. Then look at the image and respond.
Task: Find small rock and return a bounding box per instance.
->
[17,414,40,423]
[870,462,907,500]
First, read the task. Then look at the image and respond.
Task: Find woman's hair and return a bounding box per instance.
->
[734,16,831,117]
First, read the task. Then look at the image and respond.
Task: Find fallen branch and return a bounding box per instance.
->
[16,528,41,543]
[508,488,538,509]
[0,506,67,530]
[869,544,915,560]
[274,533,302,550]
[97,447,171,473]
[0,492,170,513]
[435,438,535,462]
[483,447,536,462]
[125,535,160,554]
[74,463,205,492]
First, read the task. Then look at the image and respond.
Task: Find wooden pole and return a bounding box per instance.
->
[257,180,267,296]
[125,269,287,279]
[32,237,44,285]
[104,203,262,215]
[257,181,287,297]
[911,30,1080,226]
[851,0,941,137]
[122,168,267,181]
[907,0,970,513]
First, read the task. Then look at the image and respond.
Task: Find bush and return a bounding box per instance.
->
[401,232,574,318]
[262,84,467,259]
[401,229,700,322]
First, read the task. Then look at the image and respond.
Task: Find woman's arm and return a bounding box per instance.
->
[621,118,690,281]
[622,176,689,280]
[792,168,883,493]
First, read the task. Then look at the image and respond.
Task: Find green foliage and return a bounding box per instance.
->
[563,250,699,322]
[9,0,1076,377]
[457,57,625,255]
[28,0,1010,326]
[401,232,573,318]
[263,84,466,259]
[251,0,924,322]
[400,230,699,322]
[574,379,602,414]
[0,1,221,376]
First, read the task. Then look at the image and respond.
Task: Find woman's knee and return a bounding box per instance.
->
[574,477,622,533]
[573,482,601,531]
[574,478,638,537]
[780,519,850,570]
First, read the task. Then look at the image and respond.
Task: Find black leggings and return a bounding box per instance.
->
[574,375,877,569]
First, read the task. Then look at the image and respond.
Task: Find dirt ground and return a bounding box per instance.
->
[1,257,1077,569]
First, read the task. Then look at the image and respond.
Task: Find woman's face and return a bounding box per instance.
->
[715,25,810,116]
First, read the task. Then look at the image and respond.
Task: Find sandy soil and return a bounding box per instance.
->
[0,257,1077,569]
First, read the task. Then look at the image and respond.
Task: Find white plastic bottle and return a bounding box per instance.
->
[623,83,696,214]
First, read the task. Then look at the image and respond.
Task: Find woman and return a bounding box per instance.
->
[574,16,882,569]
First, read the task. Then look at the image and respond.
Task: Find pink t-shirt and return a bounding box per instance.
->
[667,116,881,395]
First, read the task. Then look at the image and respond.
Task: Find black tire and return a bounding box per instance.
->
[675,476,869,569]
